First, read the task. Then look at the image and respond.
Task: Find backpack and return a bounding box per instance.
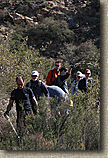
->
[28,79,41,88]
[50,70,54,85]
[46,69,60,85]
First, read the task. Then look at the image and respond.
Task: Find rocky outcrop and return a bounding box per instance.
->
[0,0,99,48]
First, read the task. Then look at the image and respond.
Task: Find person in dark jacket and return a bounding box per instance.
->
[53,66,72,94]
[26,70,49,101]
[26,71,49,114]
[4,77,38,127]
[78,69,93,92]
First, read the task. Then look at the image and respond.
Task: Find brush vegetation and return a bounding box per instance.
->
[0,0,100,150]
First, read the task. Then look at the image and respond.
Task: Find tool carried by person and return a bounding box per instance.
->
[5,114,20,139]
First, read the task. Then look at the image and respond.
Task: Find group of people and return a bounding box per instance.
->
[71,68,92,95]
[4,60,93,127]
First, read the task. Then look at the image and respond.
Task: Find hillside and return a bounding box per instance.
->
[0,0,100,54]
[0,0,100,150]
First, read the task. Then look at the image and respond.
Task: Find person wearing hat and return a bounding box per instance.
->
[26,71,49,106]
[53,66,72,94]
[46,61,61,86]
[71,71,84,95]
[78,69,93,92]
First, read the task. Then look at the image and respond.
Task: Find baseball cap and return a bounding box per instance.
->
[76,71,83,77]
[31,71,39,76]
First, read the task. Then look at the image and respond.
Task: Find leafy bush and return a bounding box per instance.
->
[0,34,53,92]
[0,33,100,150]
[26,17,74,57]
[0,78,100,150]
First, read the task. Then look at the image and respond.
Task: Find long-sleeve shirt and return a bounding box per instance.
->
[53,73,70,94]
[26,79,49,100]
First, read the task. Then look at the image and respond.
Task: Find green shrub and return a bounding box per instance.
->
[0,35,53,92]
[0,84,100,150]
[0,32,100,150]
[26,17,74,57]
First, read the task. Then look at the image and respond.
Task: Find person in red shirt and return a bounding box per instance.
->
[46,61,61,86]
